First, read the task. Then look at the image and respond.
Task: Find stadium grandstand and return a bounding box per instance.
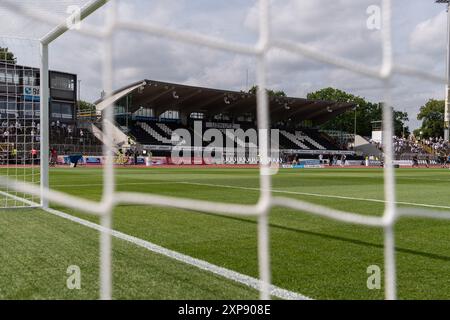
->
[2,59,362,167]
[1,62,448,167]
[92,79,357,165]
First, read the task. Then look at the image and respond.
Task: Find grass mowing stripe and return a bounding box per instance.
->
[177,182,450,210]
[43,207,310,300]
[51,182,172,188]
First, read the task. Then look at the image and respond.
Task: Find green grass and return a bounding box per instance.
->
[1,167,450,299]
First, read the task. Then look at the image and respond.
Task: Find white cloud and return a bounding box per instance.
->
[410,11,446,55]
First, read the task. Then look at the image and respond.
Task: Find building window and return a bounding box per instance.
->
[51,102,73,119]
[7,100,17,114]
[60,103,73,119]
[51,74,75,91]
[51,103,60,118]
[24,102,34,117]
[0,69,20,85]
[5,70,14,84]
[23,70,35,86]
[0,96,19,115]
[0,96,6,113]
[0,69,5,83]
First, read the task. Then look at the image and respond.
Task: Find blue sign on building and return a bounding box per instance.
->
[23,86,40,102]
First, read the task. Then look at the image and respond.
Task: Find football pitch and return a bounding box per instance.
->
[1,167,450,300]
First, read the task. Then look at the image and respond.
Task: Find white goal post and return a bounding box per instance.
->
[39,0,110,208]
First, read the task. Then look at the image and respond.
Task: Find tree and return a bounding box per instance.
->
[306,87,409,137]
[78,100,96,113]
[393,110,410,138]
[248,85,287,97]
[0,47,17,64]
[414,99,444,139]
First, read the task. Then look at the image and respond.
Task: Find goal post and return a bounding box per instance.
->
[36,0,113,299]
[40,42,49,209]
[37,0,109,209]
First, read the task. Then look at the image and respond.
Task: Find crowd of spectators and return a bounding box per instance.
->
[371,135,449,157]
[392,136,426,154]
[0,119,102,160]
[420,137,449,155]
[0,120,40,143]
[50,120,101,147]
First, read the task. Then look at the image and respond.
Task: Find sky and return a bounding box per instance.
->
[1,0,448,130]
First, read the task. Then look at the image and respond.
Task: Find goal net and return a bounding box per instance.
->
[1,0,449,301]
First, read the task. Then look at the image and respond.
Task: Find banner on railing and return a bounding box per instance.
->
[292,159,323,169]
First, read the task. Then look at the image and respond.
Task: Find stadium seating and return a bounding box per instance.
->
[278,129,340,150]
[137,122,172,144]
[280,130,311,149]
[121,120,342,152]
[129,125,160,146]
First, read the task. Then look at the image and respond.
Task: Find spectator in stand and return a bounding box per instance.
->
[412,154,419,168]
[340,154,346,167]
[439,153,448,168]
[50,148,58,166]
[31,148,38,164]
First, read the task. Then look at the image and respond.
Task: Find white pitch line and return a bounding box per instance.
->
[0,190,40,209]
[43,207,310,300]
[177,182,450,210]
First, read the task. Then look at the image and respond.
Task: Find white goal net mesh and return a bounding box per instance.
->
[1,0,449,300]
[0,38,40,208]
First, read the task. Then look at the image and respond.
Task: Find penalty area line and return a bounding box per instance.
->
[43,206,310,300]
